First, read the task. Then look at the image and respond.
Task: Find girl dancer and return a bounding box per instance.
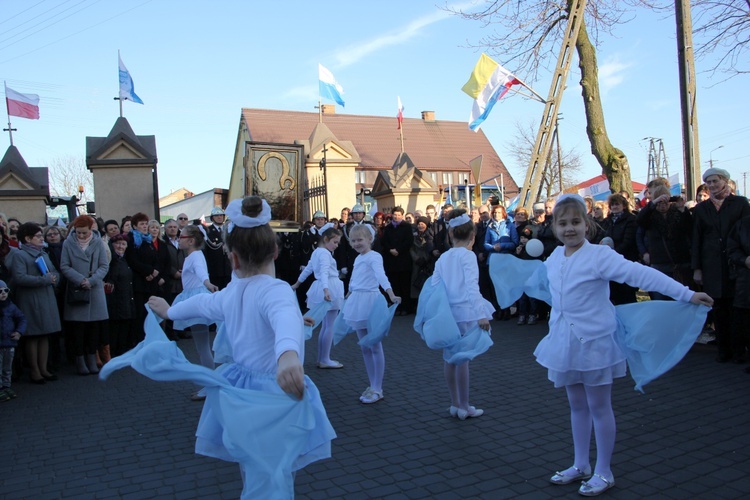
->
[430,209,494,420]
[339,224,400,404]
[171,225,218,400]
[147,196,335,497]
[292,225,345,369]
[541,194,712,496]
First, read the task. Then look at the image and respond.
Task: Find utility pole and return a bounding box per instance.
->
[675,0,701,201]
[645,138,669,182]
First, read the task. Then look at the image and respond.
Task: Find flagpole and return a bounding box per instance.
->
[513,76,546,103]
[506,85,545,103]
[399,123,404,153]
[115,50,124,118]
[318,98,322,123]
[3,81,15,146]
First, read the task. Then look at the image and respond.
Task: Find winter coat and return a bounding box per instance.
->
[10,245,61,336]
[381,221,414,273]
[0,300,26,347]
[105,252,135,320]
[637,202,693,273]
[692,195,750,298]
[163,237,185,295]
[727,215,750,308]
[601,211,639,262]
[484,218,519,254]
[60,231,109,322]
[125,232,166,295]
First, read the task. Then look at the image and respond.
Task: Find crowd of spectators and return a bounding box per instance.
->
[1,166,745,401]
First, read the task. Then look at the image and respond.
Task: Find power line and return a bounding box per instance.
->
[0,0,50,27]
[0,0,101,51]
[0,0,153,65]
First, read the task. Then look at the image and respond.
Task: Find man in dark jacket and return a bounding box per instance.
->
[381,207,413,315]
[203,206,232,290]
[340,204,373,293]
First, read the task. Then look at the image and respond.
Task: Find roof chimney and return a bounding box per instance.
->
[322,104,336,114]
[421,110,435,121]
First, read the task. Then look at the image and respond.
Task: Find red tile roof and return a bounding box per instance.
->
[241,108,517,192]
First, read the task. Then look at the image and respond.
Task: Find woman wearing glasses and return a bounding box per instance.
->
[10,223,61,384]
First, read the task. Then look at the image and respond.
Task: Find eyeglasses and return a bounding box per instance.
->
[0,288,9,294]
[178,217,188,220]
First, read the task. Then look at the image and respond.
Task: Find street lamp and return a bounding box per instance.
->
[709,145,724,168]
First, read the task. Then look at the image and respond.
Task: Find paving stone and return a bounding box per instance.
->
[1,317,748,498]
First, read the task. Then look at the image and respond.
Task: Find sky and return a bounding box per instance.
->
[1,0,748,200]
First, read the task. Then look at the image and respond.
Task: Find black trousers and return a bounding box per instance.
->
[388,268,412,313]
[68,320,102,356]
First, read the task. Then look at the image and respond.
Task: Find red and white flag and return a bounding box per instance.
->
[5,84,40,120]
[397,96,404,130]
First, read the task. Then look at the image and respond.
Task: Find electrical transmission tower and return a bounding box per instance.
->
[645,138,669,182]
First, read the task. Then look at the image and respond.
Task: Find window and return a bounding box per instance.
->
[429,171,438,183]
[355,170,366,184]
[458,172,469,184]
[442,172,453,185]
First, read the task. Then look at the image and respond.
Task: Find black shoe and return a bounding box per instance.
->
[30,377,46,385]
[715,354,732,363]
[42,373,59,382]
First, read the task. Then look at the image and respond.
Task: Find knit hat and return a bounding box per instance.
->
[416,216,430,227]
[0,279,7,289]
[702,167,730,181]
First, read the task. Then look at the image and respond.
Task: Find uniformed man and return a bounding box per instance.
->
[203,206,232,290]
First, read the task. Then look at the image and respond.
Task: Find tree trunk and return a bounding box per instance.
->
[575,17,633,198]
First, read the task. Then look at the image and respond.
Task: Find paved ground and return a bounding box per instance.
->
[2,315,749,499]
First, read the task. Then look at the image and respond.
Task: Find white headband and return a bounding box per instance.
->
[448,213,471,227]
[318,222,335,234]
[196,225,207,239]
[556,194,587,210]
[352,223,376,239]
[225,198,272,233]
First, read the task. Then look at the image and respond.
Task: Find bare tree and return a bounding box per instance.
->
[450,0,658,197]
[46,155,94,208]
[506,120,584,198]
[692,0,750,77]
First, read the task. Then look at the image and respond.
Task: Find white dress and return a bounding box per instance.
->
[171,251,212,330]
[538,240,694,387]
[431,247,495,327]
[297,247,344,310]
[341,250,392,329]
[168,274,336,469]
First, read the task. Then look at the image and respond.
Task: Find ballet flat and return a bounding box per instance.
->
[456,406,483,420]
[578,473,614,496]
[550,465,592,485]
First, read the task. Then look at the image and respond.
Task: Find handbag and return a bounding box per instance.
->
[66,253,94,304]
[66,286,91,304]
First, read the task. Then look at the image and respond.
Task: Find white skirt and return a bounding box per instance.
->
[307,277,344,310]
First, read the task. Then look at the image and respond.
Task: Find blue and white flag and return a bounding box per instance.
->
[118,53,144,104]
[318,64,345,107]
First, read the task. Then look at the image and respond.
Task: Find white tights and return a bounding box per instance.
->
[444,361,471,410]
[317,310,338,364]
[191,324,215,370]
[565,383,616,478]
[356,329,385,392]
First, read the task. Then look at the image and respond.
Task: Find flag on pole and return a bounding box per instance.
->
[5,84,40,120]
[397,96,404,129]
[119,53,144,104]
[318,64,345,107]
[462,53,520,132]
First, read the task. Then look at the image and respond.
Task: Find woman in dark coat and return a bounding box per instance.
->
[11,223,61,384]
[636,185,693,297]
[43,225,67,367]
[693,168,750,362]
[60,215,109,375]
[104,234,135,356]
[601,193,639,305]
[125,213,166,346]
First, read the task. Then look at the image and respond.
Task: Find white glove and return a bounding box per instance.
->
[341,267,348,276]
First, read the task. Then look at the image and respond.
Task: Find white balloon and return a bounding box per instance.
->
[526,238,544,258]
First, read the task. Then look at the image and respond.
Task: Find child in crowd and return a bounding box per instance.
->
[170,225,218,400]
[430,209,494,420]
[0,280,26,402]
[514,226,540,325]
[292,225,345,369]
[541,194,712,496]
[339,224,400,404]
[148,196,335,497]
